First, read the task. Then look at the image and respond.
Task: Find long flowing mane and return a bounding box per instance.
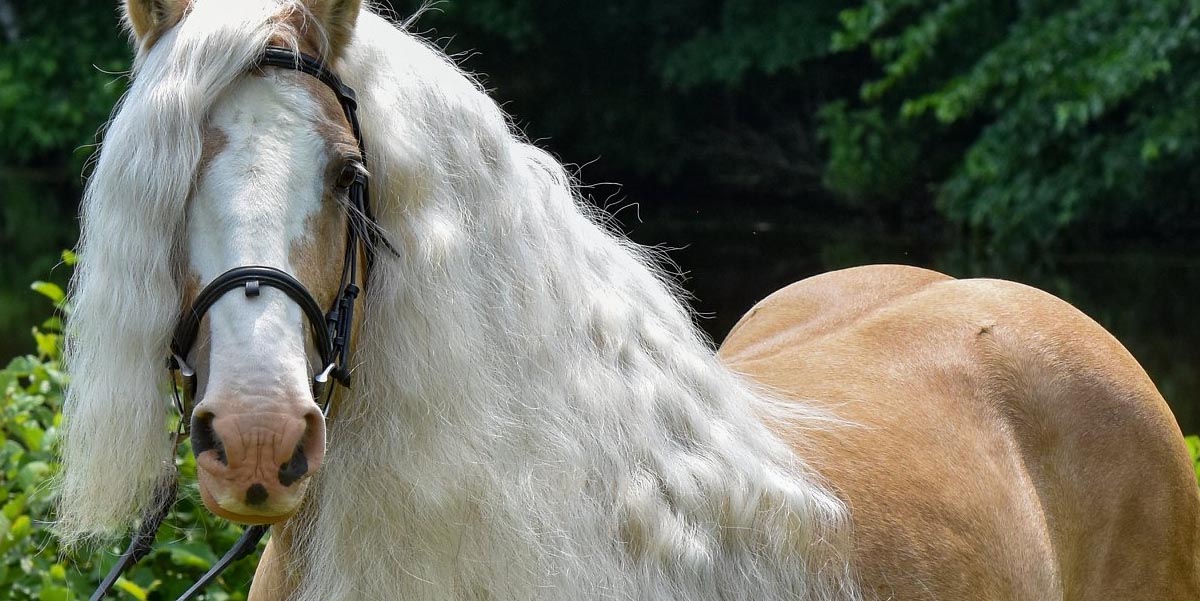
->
[62,2,860,599]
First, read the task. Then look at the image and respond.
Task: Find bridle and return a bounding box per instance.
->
[89,46,379,601]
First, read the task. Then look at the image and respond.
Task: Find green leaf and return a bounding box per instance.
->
[30,281,65,305]
[17,420,46,451]
[165,542,219,570]
[9,515,32,540]
[38,585,71,601]
[0,513,11,543]
[33,329,60,361]
[2,494,26,520]
[17,461,51,489]
[41,316,64,332]
[115,578,150,601]
[5,356,37,378]
[1185,435,1200,483]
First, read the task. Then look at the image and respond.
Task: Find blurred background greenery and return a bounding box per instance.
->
[1,0,1199,597]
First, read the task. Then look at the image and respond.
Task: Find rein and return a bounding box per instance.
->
[89,45,377,601]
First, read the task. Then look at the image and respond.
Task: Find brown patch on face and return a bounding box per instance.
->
[289,189,355,415]
[197,122,229,182]
[290,192,347,313]
[282,59,359,317]
[264,10,364,410]
[307,76,360,158]
[266,44,359,321]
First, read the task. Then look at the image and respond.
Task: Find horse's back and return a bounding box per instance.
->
[721,264,1200,600]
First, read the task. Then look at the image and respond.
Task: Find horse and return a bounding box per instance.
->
[58,0,1200,599]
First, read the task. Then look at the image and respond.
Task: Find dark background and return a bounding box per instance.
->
[1,0,1197,431]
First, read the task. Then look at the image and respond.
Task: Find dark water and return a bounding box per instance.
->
[2,179,1197,435]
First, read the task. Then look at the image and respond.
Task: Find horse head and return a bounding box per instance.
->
[140,0,366,525]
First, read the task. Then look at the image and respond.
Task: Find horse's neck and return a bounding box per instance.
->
[278,172,850,600]
[278,19,853,597]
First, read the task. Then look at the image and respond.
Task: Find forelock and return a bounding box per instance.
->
[57,0,309,544]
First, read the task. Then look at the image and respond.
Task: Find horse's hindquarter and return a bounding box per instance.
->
[720,265,1200,600]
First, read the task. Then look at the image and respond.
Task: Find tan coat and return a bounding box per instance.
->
[721,265,1200,599]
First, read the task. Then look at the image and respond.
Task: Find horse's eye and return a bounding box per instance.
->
[334,164,359,190]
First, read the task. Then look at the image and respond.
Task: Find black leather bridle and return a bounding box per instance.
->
[89,46,379,601]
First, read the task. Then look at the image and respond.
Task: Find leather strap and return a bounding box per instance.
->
[171,265,338,373]
[175,525,269,601]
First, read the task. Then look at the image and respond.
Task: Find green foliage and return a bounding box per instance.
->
[819,102,921,204]
[823,0,1200,247]
[1,265,261,600]
[0,3,130,165]
[1187,435,1200,485]
[659,0,851,89]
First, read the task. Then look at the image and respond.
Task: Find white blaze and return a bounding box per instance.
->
[188,72,329,408]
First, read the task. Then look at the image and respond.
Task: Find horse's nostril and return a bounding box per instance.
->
[276,409,324,487]
[191,411,227,465]
[278,444,309,487]
[245,483,269,506]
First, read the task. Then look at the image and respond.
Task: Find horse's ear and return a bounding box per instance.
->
[307,0,362,57]
[123,0,189,45]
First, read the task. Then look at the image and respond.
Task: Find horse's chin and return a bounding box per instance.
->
[197,474,307,525]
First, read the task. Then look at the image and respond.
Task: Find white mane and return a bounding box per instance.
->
[62,2,860,599]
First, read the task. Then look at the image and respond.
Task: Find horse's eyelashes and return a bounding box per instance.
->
[334,164,358,189]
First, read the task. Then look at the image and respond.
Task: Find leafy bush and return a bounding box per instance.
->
[8,0,1198,263]
[822,0,1200,248]
[1,258,261,600]
[0,3,129,165]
